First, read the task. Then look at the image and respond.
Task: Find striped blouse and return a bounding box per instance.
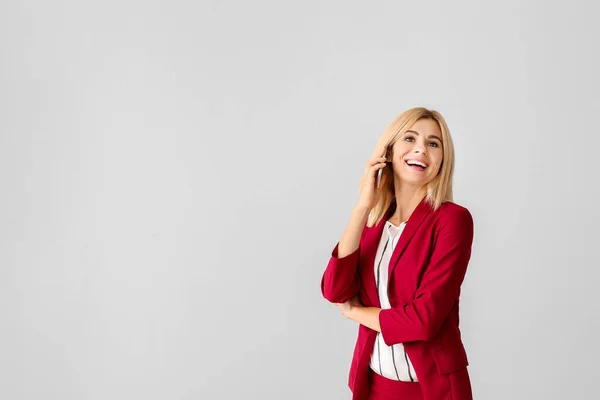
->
[369,220,419,382]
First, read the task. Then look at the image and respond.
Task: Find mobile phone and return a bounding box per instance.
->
[376,151,387,189]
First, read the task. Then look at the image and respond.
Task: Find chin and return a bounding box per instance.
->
[398,173,426,185]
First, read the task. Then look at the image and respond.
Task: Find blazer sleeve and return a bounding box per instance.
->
[320,242,361,303]
[379,208,474,344]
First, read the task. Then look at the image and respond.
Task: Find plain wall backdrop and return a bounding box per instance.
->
[1,0,599,399]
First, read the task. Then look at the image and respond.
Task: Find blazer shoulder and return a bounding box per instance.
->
[433,201,473,226]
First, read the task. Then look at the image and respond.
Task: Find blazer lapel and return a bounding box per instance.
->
[387,197,433,287]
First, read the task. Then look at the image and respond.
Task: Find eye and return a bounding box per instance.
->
[428,142,440,147]
[404,136,414,142]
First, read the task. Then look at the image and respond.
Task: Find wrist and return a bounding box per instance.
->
[349,304,362,320]
[353,205,370,218]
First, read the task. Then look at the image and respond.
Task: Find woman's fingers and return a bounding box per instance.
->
[365,148,387,168]
[367,161,387,181]
[368,152,387,165]
[357,147,389,210]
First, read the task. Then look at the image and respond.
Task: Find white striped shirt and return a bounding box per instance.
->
[369,220,419,382]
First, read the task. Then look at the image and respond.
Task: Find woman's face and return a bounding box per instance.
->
[389,118,444,188]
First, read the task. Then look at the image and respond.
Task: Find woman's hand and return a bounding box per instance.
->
[334,295,363,320]
[334,296,382,332]
[356,146,389,212]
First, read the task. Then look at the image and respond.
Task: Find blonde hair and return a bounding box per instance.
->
[365,107,455,227]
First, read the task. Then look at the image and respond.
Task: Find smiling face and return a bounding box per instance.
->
[389,118,444,188]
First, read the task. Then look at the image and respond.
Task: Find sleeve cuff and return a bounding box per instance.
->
[331,242,360,260]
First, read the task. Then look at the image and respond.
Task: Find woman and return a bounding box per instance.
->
[321,107,474,400]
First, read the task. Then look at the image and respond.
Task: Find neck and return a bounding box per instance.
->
[388,185,427,226]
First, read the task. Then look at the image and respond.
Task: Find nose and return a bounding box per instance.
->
[414,145,427,155]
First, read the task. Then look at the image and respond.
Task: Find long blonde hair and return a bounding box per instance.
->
[365,107,455,227]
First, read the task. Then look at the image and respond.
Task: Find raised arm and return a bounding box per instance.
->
[321,146,389,303]
[320,206,369,303]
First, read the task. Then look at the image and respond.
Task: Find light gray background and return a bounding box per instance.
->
[1,0,599,399]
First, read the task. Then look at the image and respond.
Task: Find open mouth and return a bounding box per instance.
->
[405,159,428,171]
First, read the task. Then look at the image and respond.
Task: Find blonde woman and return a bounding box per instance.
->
[321,107,474,400]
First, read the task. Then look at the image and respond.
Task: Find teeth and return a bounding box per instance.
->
[406,160,426,168]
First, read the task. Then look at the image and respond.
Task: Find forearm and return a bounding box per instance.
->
[350,306,382,332]
[338,206,370,257]
[321,207,368,302]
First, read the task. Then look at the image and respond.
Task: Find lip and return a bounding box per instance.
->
[404,158,429,170]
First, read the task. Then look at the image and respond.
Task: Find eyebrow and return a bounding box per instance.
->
[405,129,443,143]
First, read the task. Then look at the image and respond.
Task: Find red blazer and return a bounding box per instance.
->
[321,197,474,400]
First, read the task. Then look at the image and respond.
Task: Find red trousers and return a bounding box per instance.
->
[367,368,424,400]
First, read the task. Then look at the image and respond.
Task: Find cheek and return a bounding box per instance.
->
[429,157,443,174]
[392,143,409,156]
